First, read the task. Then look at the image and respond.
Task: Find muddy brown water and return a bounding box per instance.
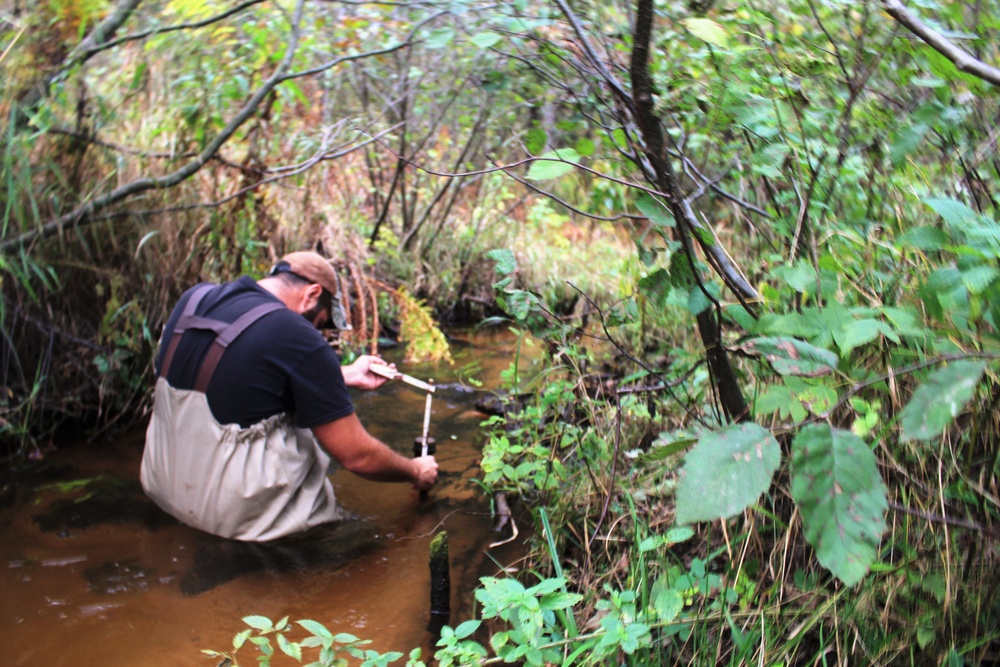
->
[1,329,533,666]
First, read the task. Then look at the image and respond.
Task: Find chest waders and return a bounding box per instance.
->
[141,285,343,542]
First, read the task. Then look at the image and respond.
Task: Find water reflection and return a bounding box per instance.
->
[0,328,534,667]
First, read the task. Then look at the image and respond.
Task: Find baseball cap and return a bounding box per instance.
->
[270,251,351,330]
[273,251,340,297]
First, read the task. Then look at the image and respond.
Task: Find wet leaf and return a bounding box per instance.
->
[791,425,887,586]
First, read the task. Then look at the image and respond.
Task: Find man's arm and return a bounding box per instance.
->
[312,413,438,489]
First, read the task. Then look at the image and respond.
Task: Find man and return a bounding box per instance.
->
[141,251,438,541]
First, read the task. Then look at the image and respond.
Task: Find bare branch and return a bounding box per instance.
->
[882,0,1000,87]
[65,0,144,69]
[75,0,267,58]
[2,0,308,253]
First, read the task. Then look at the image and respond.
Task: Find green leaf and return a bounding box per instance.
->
[737,337,838,376]
[683,18,729,48]
[526,148,580,180]
[639,536,659,552]
[243,615,273,631]
[889,123,928,165]
[637,268,671,307]
[664,526,695,544]
[277,634,302,661]
[791,425,887,586]
[575,136,595,157]
[424,27,455,49]
[835,319,893,356]
[773,261,815,293]
[687,282,718,316]
[899,226,949,251]
[505,290,539,320]
[634,193,675,228]
[900,361,987,442]
[297,619,334,641]
[487,248,517,275]
[916,625,936,650]
[539,592,583,610]
[675,423,782,524]
[454,620,481,639]
[523,128,547,155]
[653,588,684,623]
[470,31,502,49]
[924,197,977,230]
[233,629,252,650]
[960,264,999,295]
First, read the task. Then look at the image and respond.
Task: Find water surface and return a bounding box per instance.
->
[0,328,531,666]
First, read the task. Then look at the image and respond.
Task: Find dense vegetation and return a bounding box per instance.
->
[2,0,999,664]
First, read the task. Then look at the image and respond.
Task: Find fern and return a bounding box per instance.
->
[395,287,452,364]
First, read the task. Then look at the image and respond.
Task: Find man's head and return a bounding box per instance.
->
[268,251,339,329]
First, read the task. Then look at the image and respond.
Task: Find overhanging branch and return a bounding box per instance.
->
[2,0,307,254]
[882,0,1000,87]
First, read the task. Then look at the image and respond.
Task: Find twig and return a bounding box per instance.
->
[888,501,1000,540]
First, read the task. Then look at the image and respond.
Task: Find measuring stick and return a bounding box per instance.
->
[370,363,436,393]
[420,383,433,456]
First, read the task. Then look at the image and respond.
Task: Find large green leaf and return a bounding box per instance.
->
[834,318,896,356]
[924,197,977,230]
[634,193,674,228]
[526,148,580,180]
[682,18,729,48]
[487,248,517,275]
[791,425,887,586]
[424,27,455,49]
[900,361,987,442]
[737,337,838,376]
[470,31,502,49]
[675,423,781,524]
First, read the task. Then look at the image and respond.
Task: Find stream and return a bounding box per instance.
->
[0,328,531,666]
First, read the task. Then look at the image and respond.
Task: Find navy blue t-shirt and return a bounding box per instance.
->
[154,277,355,428]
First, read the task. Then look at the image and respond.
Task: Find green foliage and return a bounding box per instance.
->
[790,425,888,586]
[900,360,987,442]
[736,337,838,377]
[675,423,781,525]
[393,287,453,365]
[202,615,405,667]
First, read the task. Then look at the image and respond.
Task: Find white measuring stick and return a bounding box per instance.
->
[370,363,436,393]
[420,383,433,457]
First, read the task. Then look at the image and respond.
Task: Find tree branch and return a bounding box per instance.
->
[882,0,1000,87]
[2,0,307,253]
[75,0,266,59]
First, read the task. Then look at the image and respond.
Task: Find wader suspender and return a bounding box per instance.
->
[158,284,284,392]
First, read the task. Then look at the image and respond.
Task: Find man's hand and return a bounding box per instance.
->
[342,354,395,390]
[411,455,438,491]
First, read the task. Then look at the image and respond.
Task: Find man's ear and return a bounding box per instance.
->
[302,282,324,308]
